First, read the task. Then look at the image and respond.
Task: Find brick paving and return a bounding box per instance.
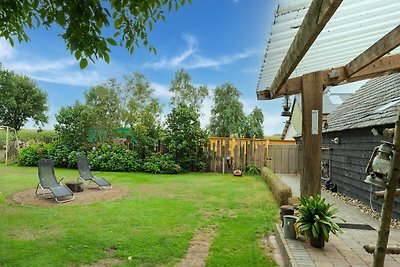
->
[275,175,400,267]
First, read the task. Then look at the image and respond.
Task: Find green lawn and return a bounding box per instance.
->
[0,165,278,267]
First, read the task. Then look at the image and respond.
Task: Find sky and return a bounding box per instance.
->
[0,0,362,135]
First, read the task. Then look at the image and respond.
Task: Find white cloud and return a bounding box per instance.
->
[7,58,75,73]
[200,96,213,128]
[0,37,122,87]
[0,39,14,59]
[151,82,174,98]
[263,113,285,136]
[144,34,257,70]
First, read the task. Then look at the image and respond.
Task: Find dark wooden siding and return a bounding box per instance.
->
[322,126,400,219]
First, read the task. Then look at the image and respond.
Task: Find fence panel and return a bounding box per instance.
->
[266,144,300,174]
[205,138,296,173]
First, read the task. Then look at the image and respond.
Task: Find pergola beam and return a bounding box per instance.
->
[257,53,400,100]
[268,0,343,98]
[345,25,400,77]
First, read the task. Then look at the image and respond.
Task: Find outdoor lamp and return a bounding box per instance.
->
[281,92,291,117]
[364,141,394,188]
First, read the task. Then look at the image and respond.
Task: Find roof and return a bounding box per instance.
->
[294,92,352,114]
[256,0,400,92]
[325,73,400,132]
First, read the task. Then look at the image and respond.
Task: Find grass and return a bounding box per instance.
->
[0,165,278,266]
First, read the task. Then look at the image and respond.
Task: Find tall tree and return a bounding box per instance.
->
[123,73,162,159]
[209,83,245,137]
[0,0,191,68]
[85,83,121,138]
[0,67,48,131]
[241,107,264,138]
[54,101,92,149]
[169,69,208,112]
[165,103,209,171]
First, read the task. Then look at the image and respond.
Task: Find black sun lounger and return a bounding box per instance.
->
[36,159,74,203]
[77,155,112,190]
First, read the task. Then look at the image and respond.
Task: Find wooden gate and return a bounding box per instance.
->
[266,144,301,174]
[205,138,296,173]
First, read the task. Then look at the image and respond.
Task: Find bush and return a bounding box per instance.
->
[19,144,50,166]
[143,153,181,174]
[245,165,261,175]
[19,142,142,172]
[261,167,292,206]
[87,144,142,172]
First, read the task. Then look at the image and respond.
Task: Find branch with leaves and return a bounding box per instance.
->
[0,0,192,68]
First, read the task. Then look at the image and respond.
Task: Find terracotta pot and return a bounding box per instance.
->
[309,234,325,248]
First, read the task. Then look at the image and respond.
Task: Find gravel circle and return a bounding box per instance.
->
[8,186,129,207]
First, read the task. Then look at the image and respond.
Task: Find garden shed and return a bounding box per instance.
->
[322,73,400,219]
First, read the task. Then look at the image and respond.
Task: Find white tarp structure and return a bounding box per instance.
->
[257,0,400,93]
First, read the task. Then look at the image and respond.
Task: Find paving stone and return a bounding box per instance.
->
[313,261,334,267]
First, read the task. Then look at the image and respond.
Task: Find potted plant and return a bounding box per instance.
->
[295,195,343,248]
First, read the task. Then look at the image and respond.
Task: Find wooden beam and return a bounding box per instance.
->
[345,25,400,77]
[257,77,302,100]
[257,54,400,100]
[268,0,342,98]
[300,71,323,197]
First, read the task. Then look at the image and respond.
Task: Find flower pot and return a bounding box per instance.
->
[309,234,325,248]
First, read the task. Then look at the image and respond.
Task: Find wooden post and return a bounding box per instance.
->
[373,109,400,267]
[5,126,9,166]
[300,72,323,197]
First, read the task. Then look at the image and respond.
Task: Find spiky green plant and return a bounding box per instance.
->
[295,195,343,242]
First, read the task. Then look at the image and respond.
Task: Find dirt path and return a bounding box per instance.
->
[179,225,217,267]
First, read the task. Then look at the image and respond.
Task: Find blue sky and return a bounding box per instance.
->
[0,0,361,135]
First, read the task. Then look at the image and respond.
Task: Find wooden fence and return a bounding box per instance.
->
[266,144,301,174]
[205,138,296,173]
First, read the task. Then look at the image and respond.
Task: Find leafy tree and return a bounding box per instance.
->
[123,73,162,159]
[165,103,209,172]
[169,69,208,112]
[0,0,191,68]
[85,83,121,139]
[0,67,48,131]
[54,101,92,149]
[209,83,245,137]
[241,107,264,138]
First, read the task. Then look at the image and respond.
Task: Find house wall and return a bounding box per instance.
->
[284,124,298,140]
[322,126,400,219]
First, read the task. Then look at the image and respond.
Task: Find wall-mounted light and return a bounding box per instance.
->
[371,128,380,136]
[331,137,340,144]
[364,141,393,188]
[328,68,339,79]
[281,91,291,117]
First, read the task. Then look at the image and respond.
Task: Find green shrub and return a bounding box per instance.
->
[87,144,142,172]
[143,153,181,174]
[261,167,292,206]
[19,144,50,166]
[245,165,261,175]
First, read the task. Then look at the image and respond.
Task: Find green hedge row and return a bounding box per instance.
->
[19,142,181,174]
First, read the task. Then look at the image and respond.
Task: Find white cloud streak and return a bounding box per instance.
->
[0,39,14,59]
[144,34,257,70]
[151,82,174,98]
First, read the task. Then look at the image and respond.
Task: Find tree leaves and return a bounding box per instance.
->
[0,67,48,131]
[0,0,191,68]
[79,58,88,69]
